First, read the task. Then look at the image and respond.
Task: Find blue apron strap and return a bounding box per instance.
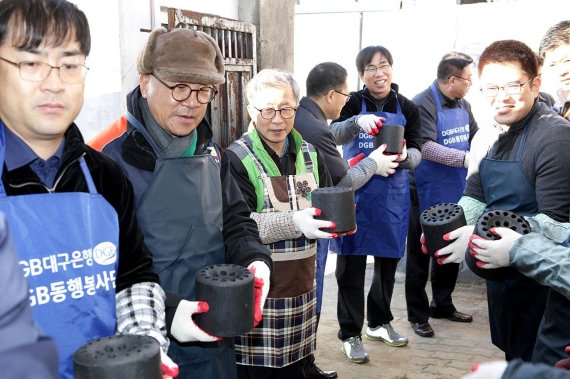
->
[515,124,531,161]
[430,83,443,111]
[79,157,98,195]
[126,112,162,157]
[361,98,368,113]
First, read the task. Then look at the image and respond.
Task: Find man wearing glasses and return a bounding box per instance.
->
[406,52,478,339]
[539,20,570,121]
[225,69,337,378]
[431,40,570,362]
[89,28,272,379]
[293,61,395,379]
[0,1,180,378]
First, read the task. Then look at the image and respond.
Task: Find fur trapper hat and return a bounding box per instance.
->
[137,27,225,85]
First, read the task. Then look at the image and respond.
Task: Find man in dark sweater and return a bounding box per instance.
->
[432,40,570,363]
[294,62,389,378]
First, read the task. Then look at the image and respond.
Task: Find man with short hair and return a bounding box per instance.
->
[539,20,570,120]
[433,39,570,362]
[406,52,478,338]
[294,61,392,378]
[226,68,336,378]
[89,27,272,379]
[0,1,175,378]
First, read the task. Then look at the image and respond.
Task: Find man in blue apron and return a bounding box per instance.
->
[89,28,272,379]
[0,213,58,379]
[328,45,423,363]
[406,52,479,338]
[226,68,336,378]
[432,40,570,363]
[293,62,394,379]
[0,1,174,378]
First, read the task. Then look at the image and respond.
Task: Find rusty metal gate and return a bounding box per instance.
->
[166,8,256,148]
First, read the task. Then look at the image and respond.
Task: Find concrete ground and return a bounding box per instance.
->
[313,254,505,379]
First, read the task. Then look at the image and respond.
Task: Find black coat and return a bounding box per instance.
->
[1,124,158,292]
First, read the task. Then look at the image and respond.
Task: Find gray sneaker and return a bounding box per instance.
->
[341,336,369,363]
[365,323,408,347]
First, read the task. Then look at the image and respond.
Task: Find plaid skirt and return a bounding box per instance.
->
[235,288,317,368]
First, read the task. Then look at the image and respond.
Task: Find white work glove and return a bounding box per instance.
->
[356,115,384,135]
[368,144,399,177]
[247,261,270,327]
[160,351,179,379]
[396,139,407,162]
[469,227,522,269]
[292,207,335,239]
[170,300,221,343]
[463,151,470,169]
[461,361,508,379]
[434,225,475,265]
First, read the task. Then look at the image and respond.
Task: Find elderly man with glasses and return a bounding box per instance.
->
[429,39,570,363]
[225,69,339,378]
[405,52,479,339]
[89,27,272,379]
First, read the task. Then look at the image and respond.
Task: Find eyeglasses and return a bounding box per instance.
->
[363,64,391,75]
[152,74,217,104]
[254,107,297,120]
[450,75,472,84]
[480,77,535,97]
[334,89,351,103]
[0,56,89,84]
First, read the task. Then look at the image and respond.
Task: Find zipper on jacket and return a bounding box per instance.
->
[8,153,86,194]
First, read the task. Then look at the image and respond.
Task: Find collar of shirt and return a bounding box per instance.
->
[259,133,297,175]
[3,124,65,171]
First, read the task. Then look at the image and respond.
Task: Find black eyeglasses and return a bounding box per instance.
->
[0,56,89,84]
[480,77,535,97]
[450,75,472,84]
[254,107,297,120]
[334,89,351,103]
[152,74,217,104]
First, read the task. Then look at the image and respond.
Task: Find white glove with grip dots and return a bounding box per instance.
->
[292,207,335,239]
[469,227,522,269]
[368,144,399,177]
[247,261,270,327]
[170,300,221,343]
[434,225,475,264]
[356,114,383,135]
[160,351,179,379]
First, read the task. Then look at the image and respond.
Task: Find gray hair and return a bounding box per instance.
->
[246,69,300,105]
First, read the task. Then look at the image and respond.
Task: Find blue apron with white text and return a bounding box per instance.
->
[0,123,118,379]
[331,93,410,258]
[479,124,549,360]
[415,84,470,213]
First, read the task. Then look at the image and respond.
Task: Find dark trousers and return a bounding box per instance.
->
[336,254,399,340]
[405,186,458,324]
[237,361,301,379]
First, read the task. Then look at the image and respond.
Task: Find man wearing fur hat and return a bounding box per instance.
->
[89,27,272,379]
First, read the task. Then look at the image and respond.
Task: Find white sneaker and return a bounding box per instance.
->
[365,323,408,347]
[341,336,369,363]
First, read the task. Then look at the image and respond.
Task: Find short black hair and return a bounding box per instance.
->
[0,0,91,56]
[355,45,393,76]
[478,40,538,80]
[306,62,348,97]
[437,52,473,82]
